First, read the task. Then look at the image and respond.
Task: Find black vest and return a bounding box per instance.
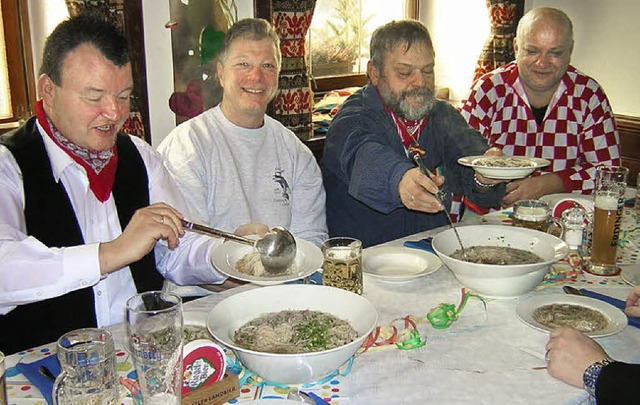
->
[0,117,163,354]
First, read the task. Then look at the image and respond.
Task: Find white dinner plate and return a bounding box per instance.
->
[210,238,323,286]
[458,155,550,180]
[621,266,640,287]
[516,294,627,338]
[363,246,442,282]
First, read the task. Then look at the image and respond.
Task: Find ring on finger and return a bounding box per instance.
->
[160,216,165,225]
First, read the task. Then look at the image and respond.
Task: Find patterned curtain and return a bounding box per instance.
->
[65,0,147,140]
[472,0,524,83]
[271,0,316,141]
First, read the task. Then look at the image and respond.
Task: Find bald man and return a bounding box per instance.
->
[461,7,621,207]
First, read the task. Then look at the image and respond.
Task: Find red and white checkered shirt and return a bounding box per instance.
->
[460,61,621,194]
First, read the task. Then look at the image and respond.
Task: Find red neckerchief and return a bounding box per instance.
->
[36,100,118,203]
[376,87,428,157]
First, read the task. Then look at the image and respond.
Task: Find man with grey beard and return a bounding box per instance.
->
[321,20,506,247]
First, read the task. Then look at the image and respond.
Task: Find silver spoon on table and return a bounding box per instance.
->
[182,219,297,274]
[412,154,470,261]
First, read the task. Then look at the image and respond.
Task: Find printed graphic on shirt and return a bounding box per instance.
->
[272,168,291,203]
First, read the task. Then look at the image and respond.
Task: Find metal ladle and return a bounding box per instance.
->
[182,219,297,274]
[412,155,470,262]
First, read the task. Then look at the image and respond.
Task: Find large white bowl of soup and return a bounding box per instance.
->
[431,225,569,299]
[206,284,378,384]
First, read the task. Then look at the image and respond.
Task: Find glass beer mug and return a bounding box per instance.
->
[512,199,563,237]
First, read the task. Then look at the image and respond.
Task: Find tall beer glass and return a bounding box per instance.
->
[587,165,628,276]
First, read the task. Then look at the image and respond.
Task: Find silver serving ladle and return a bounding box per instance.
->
[182,219,297,274]
[412,155,470,262]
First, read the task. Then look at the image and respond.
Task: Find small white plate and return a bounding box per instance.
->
[516,294,627,338]
[458,155,550,180]
[210,238,323,286]
[363,246,442,282]
[621,266,640,287]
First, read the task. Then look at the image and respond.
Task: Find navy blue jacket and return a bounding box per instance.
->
[321,84,505,247]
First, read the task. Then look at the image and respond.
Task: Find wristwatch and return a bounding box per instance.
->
[583,357,614,397]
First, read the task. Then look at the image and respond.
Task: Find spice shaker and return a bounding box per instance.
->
[561,206,587,250]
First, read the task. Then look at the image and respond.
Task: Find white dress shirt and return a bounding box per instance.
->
[0,123,226,326]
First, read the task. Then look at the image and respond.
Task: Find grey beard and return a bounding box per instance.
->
[381,87,436,121]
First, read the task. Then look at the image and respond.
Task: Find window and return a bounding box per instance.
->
[307,0,418,94]
[0,0,35,132]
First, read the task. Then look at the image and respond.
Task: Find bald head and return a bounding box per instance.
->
[513,7,574,106]
[517,7,573,48]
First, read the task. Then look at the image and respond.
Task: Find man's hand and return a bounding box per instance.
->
[398,167,444,213]
[625,286,640,317]
[545,327,609,388]
[99,202,186,275]
[502,173,564,207]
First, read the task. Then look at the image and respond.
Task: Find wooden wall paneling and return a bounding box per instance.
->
[616,115,640,187]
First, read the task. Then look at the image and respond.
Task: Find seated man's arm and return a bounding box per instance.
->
[0,146,102,312]
[288,144,328,247]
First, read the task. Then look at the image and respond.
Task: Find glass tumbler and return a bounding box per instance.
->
[321,237,363,295]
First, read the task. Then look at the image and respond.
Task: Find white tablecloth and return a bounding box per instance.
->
[6,222,640,404]
[175,223,640,405]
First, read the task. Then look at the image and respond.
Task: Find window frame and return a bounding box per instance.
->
[255,0,419,96]
[0,0,35,132]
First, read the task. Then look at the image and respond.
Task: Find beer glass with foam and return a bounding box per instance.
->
[588,165,628,276]
[512,200,563,236]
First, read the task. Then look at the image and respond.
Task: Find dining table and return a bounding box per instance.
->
[3,204,639,405]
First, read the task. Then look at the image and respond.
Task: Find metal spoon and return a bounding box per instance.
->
[182,219,297,274]
[412,154,470,262]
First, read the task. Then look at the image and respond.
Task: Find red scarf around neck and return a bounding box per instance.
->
[36,100,118,202]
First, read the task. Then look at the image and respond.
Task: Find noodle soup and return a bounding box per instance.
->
[234,310,358,354]
[450,246,543,265]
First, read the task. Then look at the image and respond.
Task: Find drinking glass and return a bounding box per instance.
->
[52,328,119,405]
[587,165,628,276]
[321,237,363,295]
[1,350,7,405]
[126,291,183,405]
[512,199,563,236]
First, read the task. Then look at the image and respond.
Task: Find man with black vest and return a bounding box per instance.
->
[0,13,232,354]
